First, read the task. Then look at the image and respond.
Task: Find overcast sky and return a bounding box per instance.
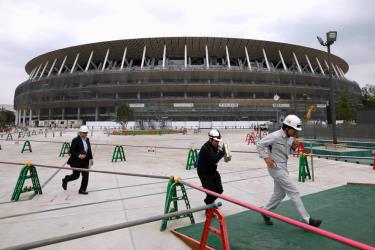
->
[1,0,374,105]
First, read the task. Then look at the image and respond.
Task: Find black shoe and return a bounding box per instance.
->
[78,190,88,195]
[62,179,67,190]
[261,213,273,225]
[309,218,322,227]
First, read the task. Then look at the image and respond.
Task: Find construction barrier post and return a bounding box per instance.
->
[297,142,306,156]
[199,207,230,250]
[298,153,311,182]
[21,140,32,153]
[11,162,42,201]
[246,133,255,145]
[111,145,126,162]
[186,148,198,170]
[6,133,13,141]
[59,142,71,157]
[160,177,195,231]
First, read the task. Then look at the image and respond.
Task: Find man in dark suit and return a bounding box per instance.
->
[62,125,93,194]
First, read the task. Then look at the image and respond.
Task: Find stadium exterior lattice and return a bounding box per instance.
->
[14,37,362,127]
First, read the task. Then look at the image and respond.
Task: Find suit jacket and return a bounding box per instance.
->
[67,136,93,168]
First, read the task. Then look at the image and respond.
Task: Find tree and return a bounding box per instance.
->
[116,104,134,129]
[0,109,15,128]
[0,112,6,128]
[361,84,375,108]
[337,88,355,122]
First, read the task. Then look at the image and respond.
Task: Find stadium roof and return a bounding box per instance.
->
[25,37,349,74]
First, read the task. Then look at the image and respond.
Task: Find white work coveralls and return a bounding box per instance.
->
[256,129,310,222]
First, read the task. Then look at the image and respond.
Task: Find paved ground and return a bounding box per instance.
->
[0,129,374,250]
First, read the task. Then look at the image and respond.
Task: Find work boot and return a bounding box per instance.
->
[308,218,322,227]
[261,213,273,225]
[62,179,67,190]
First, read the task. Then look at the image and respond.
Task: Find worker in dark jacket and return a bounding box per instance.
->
[62,125,93,194]
[197,129,231,206]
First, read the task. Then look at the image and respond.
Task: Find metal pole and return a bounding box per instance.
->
[0,161,169,180]
[1,203,221,250]
[327,45,337,144]
[310,142,314,181]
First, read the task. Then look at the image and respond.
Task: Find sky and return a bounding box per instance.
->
[0,0,374,105]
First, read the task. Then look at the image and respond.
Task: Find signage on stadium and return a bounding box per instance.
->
[129,103,145,108]
[219,103,239,108]
[173,103,194,107]
[272,103,290,108]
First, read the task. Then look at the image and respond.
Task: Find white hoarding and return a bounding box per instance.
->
[173,103,194,107]
[129,103,145,108]
[219,103,239,108]
[272,103,290,108]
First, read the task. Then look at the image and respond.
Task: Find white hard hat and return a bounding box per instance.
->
[208,129,222,141]
[79,125,89,133]
[283,115,302,131]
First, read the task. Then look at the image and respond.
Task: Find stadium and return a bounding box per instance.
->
[14,37,362,127]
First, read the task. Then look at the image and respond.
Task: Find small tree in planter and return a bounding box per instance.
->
[116,104,134,130]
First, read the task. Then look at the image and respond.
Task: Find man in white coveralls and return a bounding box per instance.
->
[256,114,322,227]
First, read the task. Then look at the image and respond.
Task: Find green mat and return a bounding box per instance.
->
[302,142,373,166]
[175,185,375,249]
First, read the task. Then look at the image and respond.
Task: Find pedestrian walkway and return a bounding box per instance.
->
[0,129,374,249]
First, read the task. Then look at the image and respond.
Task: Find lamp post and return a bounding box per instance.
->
[303,93,308,121]
[273,93,279,122]
[317,31,338,144]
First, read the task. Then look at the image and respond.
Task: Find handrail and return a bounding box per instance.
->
[180,180,375,250]
[0,203,221,250]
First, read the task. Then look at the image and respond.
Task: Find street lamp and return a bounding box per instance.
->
[303,93,308,121]
[317,31,338,144]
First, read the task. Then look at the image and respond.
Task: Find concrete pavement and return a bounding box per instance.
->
[0,128,374,249]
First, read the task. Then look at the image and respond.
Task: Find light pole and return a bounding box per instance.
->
[303,93,308,121]
[317,31,338,144]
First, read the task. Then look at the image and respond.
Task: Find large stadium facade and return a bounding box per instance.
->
[14,37,362,127]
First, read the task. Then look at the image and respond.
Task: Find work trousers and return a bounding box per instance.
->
[263,162,310,222]
[63,166,89,191]
[198,171,223,205]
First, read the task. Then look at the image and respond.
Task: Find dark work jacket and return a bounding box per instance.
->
[197,141,224,177]
[67,136,93,168]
